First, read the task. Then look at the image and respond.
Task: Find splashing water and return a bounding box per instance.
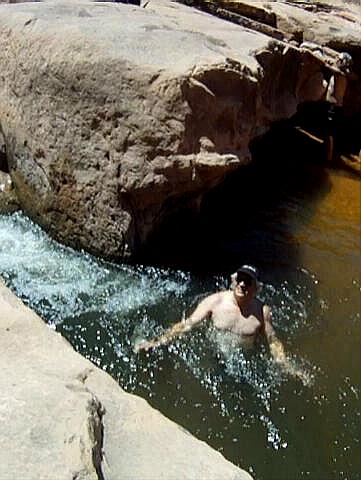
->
[0,212,314,450]
[0,212,190,324]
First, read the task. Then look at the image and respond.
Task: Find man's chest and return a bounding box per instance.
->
[212,305,262,336]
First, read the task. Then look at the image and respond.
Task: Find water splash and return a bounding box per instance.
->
[0,212,190,325]
[0,212,316,454]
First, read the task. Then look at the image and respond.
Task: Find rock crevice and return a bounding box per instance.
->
[87,396,105,480]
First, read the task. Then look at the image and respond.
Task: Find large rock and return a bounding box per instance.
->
[0,0,360,259]
[0,279,252,480]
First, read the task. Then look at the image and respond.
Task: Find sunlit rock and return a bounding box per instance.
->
[0,279,253,480]
[0,0,360,259]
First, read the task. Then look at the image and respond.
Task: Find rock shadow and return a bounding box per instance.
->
[140,105,339,284]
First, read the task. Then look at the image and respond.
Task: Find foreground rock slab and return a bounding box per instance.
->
[0,280,252,480]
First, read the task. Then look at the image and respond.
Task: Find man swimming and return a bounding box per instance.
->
[136,265,307,381]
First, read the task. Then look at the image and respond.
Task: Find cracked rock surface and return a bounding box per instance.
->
[0,280,252,480]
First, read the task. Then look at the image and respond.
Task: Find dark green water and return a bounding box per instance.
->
[0,166,360,480]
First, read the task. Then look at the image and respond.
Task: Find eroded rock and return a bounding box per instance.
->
[0,0,360,259]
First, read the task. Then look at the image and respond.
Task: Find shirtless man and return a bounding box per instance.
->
[135,265,296,371]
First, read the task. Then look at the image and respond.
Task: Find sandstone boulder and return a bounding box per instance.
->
[0,279,252,480]
[0,0,360,259]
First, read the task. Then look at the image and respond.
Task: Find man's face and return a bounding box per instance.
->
[234,273,256,299]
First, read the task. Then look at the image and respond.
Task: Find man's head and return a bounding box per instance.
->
[236,265,259,285]
[231,265,259,300]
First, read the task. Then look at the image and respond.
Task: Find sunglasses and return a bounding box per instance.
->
[236,273,255,287]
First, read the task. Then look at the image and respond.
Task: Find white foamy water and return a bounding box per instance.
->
[0,212,190,325]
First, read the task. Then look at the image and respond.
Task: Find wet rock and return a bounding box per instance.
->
[0,0,360,260]
[0,280,253,480]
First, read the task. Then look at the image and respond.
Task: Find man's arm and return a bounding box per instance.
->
[134,294,218,352]
[263,305,310,385]
[263,305,287,364]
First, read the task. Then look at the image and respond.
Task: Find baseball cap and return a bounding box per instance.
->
[236,265,259,284]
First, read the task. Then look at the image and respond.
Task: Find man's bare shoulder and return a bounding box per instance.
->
[200,290,232,306]
[201,290,228,303]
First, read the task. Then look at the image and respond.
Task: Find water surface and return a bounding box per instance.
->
[0,166,359,480]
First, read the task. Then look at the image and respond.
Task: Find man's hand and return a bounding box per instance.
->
[133,339,157,353]
[283,362,312,387]
[270,341,312,387]
[270,340,287,364]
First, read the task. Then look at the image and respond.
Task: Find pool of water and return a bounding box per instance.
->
[0,165,360,480]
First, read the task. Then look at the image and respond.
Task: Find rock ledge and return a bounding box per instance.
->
[0,279,252,480]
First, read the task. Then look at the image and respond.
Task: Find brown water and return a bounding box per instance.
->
[0,165,360,480]
[136,162,361,479]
